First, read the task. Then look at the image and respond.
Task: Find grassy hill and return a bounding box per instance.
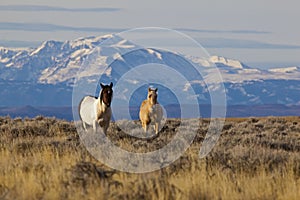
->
[0,116,299,199]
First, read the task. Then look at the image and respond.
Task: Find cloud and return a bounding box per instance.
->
[129,36,300,50]
[0,40,41,47]
[176,28,270,35]
[0,5,120,12]
[0,22,125,33]
[0,23,298,50]
[197,37,300,49]
[0,22,271,36]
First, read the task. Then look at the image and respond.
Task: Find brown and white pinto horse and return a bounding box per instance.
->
[139,87,163,134]
[79,82,113,134]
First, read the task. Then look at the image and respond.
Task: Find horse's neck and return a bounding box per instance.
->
[97,98,108,111]
[147,98,157,106]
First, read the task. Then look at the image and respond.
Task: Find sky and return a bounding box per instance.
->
[0,0,300,68]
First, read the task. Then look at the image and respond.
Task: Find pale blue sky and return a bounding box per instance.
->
[0,0,299,67]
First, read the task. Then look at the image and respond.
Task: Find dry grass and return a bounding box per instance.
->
[0,115,299,199]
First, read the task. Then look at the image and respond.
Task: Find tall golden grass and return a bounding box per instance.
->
[0,116,299,199]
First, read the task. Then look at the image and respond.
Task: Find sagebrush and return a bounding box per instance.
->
[0,116,299,199]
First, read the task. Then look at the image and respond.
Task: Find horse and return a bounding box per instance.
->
[139,87,163,134]
[79,82,113,134]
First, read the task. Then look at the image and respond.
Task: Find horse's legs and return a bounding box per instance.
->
[155,122,160,134]
[93,120,98,132]
[142,121,148,133]
[102,121,110,135]
[142,121,145,132]
[102,127,107,135]
[82,122,87,131]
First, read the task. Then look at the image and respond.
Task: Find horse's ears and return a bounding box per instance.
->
[109,82,113,88]
[148,87,158,92]
[100,83,105,88]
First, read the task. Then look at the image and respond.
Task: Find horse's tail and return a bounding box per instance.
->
[78,97,85,121]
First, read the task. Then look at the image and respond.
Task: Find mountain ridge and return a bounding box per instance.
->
[1,35,299,84]
[0,35,299,108]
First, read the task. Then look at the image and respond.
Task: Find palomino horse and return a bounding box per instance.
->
[139,87,163,134]
[79,82,113,134]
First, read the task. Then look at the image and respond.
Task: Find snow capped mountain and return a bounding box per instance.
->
[268,66,299,73]
[209,55,246,69]
[0,34,299,107]
[1,35,299,84]
[0,34,116,82]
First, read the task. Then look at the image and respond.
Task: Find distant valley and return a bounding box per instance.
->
[1,104,299,121]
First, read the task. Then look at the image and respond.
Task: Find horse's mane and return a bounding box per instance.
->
[99,89,104,102]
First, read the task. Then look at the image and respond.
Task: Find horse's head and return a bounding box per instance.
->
[147,87,158,105]
[100,82,113,107]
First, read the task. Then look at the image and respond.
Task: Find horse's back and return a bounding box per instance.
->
[79,96,97,125]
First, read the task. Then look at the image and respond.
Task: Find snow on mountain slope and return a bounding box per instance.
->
[268,66,299,73]
[0,34,299,107]
[30,40,63,56]
[1,35,299,84]
[209,55,245,69]
[188,55,300,83]
[0,34,122,83]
